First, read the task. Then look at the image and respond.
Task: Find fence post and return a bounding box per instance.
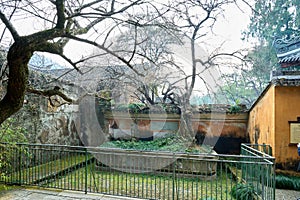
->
[85,147,88,194]
[269,146,273,156]
[272,163,276,200]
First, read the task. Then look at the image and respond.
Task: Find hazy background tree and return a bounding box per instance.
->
[164,0,239,140]
[94,14,182,105]
[216,45,278,106]
[247,0,300,43]
[216,0,300,107]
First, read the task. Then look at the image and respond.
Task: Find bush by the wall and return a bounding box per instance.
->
[0,118,28,183]
[101,134,213,153]
[276,174,300,190]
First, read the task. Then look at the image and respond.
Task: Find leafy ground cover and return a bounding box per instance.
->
[275,174,300,190]
[100,134,213,154]
[275,169,300,190]
[230,182,260,200]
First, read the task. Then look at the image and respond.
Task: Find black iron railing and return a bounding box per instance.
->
[0,143,275,199]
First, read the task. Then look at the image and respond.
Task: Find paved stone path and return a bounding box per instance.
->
[1,187,300,199]
[0,188,142,200]
[275,189,300,200]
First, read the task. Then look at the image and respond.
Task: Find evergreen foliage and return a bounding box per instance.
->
[101,134,213,153]
[230,182,260,200]
[219,0,300,107]
[275,174,300,190]
[0,118,28,183]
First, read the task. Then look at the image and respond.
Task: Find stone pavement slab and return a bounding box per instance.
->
[1,187,300,199]
[0,188,142,200]
[275,188,300,200]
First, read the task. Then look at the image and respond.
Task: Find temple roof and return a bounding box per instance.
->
[273,36,300,67]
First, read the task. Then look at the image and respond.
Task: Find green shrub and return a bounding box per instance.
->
[0,118,28,182]
[112,103,181,114]
[0,118,27,143]
[101,134,213,153]
[114,103,147,113]
[229,105,241,113]
[275,174,300,190]
[230,182,260,200]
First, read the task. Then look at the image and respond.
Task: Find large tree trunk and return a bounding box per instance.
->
[0,41,32,124]
[179,37,197,143]
[179,95,195,143]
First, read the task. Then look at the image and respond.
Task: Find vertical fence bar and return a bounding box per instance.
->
[85,147,88,194]
[172,153,175,200]
[18,145,22,185]
[272,161,276,200]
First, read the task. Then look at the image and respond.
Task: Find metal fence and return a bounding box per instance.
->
[243,143,273,156]
[0,143,275,200]
[240,144,275,200]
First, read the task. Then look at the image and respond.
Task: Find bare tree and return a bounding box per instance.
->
[98,0,245,142]
[0,0,248,148]
[75,11,184,106]
[163,0,237,141]
[101,18,183,105]
[0,48,8,100]
[0,0,160,124]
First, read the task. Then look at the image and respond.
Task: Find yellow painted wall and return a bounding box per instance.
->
[274,86,300,166]
[248,85,275,152]
[248,85,300,169]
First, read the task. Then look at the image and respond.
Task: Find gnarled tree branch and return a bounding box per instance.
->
[27,86,74,103]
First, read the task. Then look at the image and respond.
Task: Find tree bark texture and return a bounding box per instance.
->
[0,40,32,124]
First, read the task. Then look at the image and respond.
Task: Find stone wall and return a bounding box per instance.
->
[13,95,81,146]
[36,111,80,145]
[105,112,249,154]
[12,70,82,146]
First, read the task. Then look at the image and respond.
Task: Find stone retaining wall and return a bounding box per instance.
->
[105,112,249,154]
